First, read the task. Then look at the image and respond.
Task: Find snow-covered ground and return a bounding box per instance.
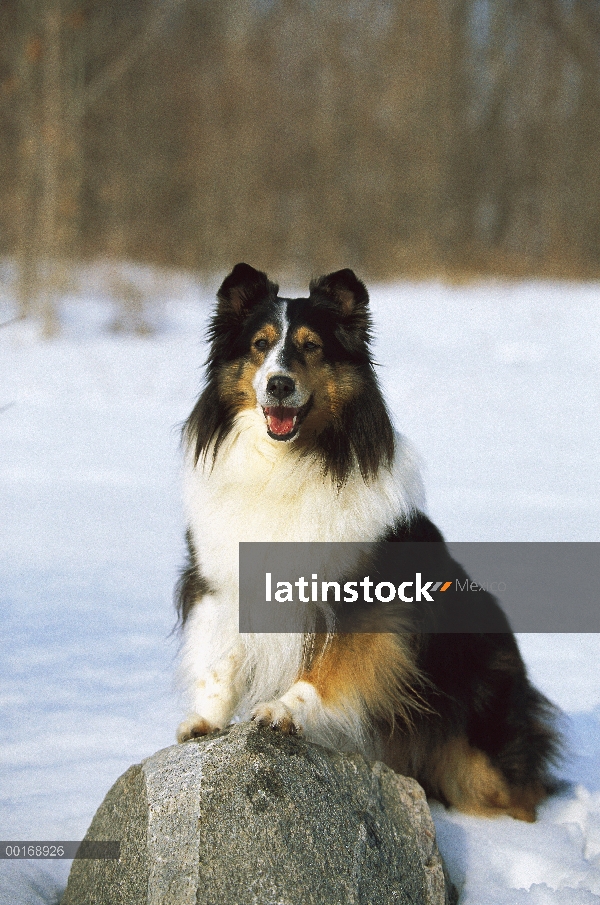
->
[0,271,599,904]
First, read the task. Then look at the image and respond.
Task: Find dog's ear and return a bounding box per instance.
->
[309,269,369,318]
[216,263,278,317]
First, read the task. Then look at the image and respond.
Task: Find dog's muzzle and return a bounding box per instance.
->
[262,374,311,440]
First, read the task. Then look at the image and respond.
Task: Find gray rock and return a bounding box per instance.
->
[62,722,454,905]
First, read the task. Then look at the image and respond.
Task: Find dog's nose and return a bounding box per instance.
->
[266,375,295,401]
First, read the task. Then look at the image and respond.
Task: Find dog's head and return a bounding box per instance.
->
[189,263,394,484]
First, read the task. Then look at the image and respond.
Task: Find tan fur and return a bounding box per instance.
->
[293,326,322,347]
[383,733,545,822]
[218,360,257,411]
[302,633,420,728]
[252,323,279,347]
[296,363,364,439]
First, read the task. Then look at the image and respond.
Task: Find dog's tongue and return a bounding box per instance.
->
[265,407,296,436]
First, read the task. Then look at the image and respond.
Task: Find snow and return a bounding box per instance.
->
[0,271,599,904]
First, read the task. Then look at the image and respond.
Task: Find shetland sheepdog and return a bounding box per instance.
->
[175,263,559,821]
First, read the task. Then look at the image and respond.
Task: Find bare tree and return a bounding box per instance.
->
[12,0,186,334]
[2,0,600,311]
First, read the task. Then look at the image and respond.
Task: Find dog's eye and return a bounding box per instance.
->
[303,341,320,352]
[254,339,268,351]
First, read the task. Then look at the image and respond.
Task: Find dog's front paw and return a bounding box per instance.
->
[176,714,220,743]
[251,700,301,735]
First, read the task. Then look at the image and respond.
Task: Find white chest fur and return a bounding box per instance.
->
[184,408,424,592]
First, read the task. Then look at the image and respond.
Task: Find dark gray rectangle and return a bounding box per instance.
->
[0,841,120,860]
[239,542,600,632]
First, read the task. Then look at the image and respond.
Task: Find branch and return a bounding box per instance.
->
[81,0,187,111]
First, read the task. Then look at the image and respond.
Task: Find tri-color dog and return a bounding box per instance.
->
[175,263,559,821]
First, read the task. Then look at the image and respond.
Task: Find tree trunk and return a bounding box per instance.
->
[38,0,62,337]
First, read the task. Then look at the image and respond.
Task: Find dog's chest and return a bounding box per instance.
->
[183,415,423,588]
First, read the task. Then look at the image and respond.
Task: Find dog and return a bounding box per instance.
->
[175,262,559,822]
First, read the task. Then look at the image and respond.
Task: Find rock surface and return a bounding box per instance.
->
[62,722,454,905]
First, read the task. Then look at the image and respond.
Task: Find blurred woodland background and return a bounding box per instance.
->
[1,0,600,333]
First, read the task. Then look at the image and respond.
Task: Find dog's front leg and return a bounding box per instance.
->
[176,595,243,742]
[251,680,344,740]
[251,633,414,754]
[176,653,241,742]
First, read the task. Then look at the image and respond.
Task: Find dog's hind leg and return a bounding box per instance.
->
[401,632,560,821]
[420,736,547,822]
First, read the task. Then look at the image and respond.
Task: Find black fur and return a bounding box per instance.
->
[386,513,560,793]
[175,529,211,627]
[185,265,280,464]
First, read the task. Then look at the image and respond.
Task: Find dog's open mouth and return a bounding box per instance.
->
[263,400,311,440]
